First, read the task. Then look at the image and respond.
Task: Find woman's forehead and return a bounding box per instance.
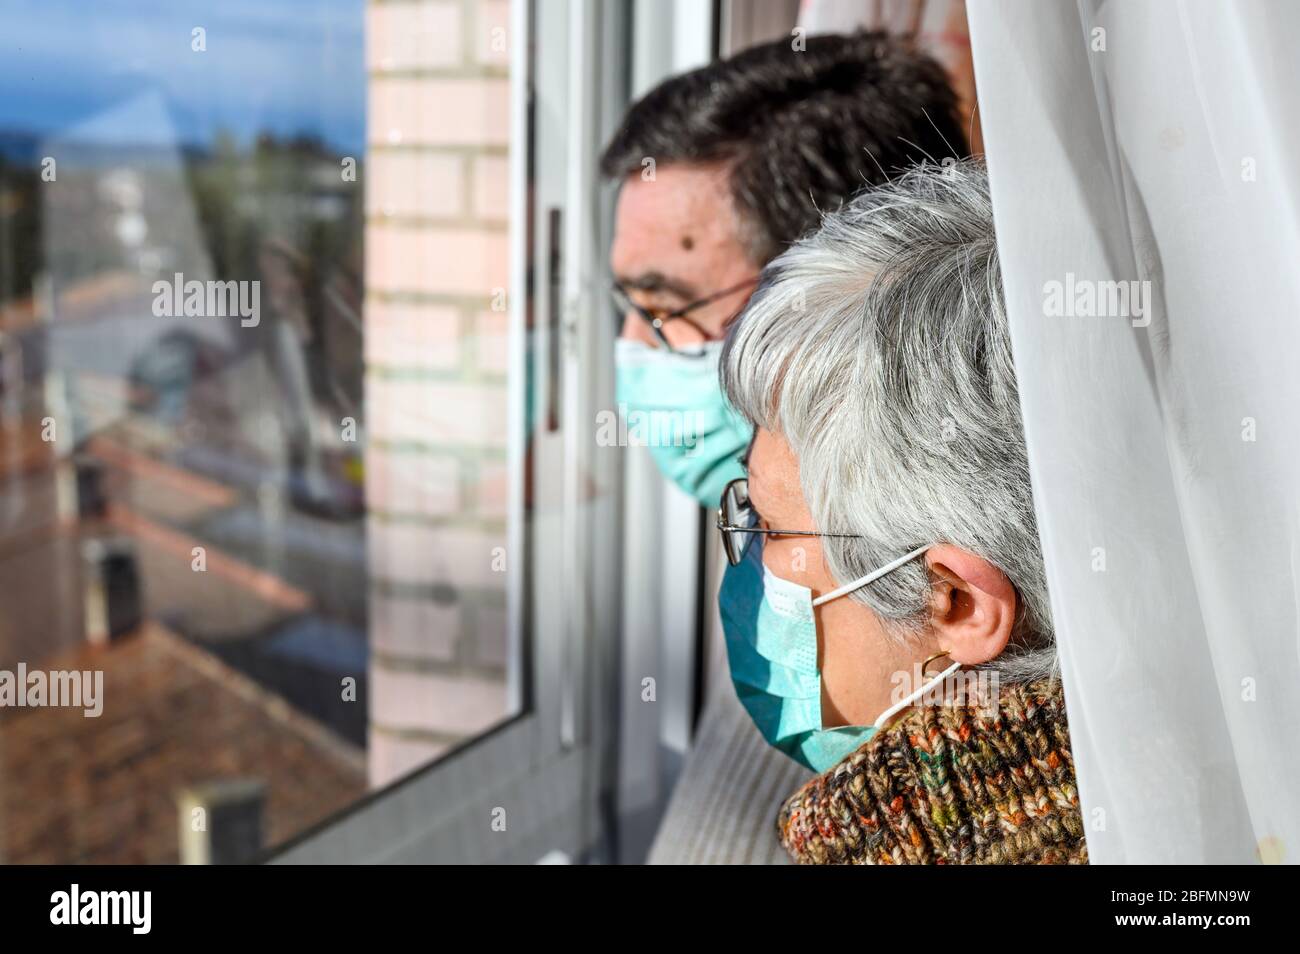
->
[747,430,808,518]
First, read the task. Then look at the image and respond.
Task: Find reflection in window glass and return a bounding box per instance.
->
[0,0,517,863]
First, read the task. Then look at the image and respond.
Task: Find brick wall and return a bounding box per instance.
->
[364,0,512,786]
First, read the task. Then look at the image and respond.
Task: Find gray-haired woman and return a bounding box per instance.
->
[716,161,1086,864]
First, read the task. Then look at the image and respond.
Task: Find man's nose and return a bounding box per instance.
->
[619,309,659,347]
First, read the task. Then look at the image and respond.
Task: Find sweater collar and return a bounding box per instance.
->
[777,676,1088,864]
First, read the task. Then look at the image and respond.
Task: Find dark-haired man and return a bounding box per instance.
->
[604,32,966,506]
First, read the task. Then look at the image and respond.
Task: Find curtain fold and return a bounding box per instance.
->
[967,0,1300,863]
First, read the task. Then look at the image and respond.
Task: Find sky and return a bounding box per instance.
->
[0,0,365,153]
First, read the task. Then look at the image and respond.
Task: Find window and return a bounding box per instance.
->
[0,0,531,864]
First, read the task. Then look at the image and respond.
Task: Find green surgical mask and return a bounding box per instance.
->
[614,338,751,506]
[720,535,948,773]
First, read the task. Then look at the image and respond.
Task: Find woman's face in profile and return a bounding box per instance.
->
[745,428,934,728]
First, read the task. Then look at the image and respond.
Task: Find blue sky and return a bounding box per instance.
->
[0,0,365,152]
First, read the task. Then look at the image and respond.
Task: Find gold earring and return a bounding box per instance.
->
[921,649,955,677]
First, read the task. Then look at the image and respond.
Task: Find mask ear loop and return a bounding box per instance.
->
[872,650,962,731]
[811,544,930,607]
[807,543,948,730]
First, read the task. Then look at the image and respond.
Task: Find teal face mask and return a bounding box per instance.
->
[720,535,942,773]
[614,338,751,506]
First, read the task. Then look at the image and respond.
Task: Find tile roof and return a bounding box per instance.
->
[0,621,366,863]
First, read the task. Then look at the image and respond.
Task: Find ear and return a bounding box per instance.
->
[923,544,1017,667]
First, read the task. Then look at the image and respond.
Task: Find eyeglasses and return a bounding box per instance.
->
[715,477,861,566]
[611,277,759,354]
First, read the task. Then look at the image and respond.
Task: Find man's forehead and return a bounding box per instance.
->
[620,160,731,206]
[612,163,741,254]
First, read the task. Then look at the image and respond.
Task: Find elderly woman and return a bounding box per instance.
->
[716,161,1086,864]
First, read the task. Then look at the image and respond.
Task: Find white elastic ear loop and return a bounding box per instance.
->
[872,661,962,730]
[811,544,930,607]
[808,543,943,730]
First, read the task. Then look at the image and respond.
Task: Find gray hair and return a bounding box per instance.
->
[721,160,1056,683]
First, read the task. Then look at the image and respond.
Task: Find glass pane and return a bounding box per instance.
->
[0,0,522,863]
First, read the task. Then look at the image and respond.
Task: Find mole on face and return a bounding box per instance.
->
[680,235,694,251]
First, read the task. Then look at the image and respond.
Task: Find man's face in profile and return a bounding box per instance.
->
[609,161,759,350]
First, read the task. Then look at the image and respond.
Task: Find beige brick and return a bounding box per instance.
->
[368,1,462,72]
[366,151,464,220]
[367,222,508,296]
[369,77,509,148]
[369,663,508,736]
[367,376,508,447]
[366,445,461,515]
[368,731,455,787]
[474,308,509,374]
[473,0,512,67]
[370,590,460,662]
[365,299,461,370]
[369,520,509,589]
[470,154,509,222]
[476,459,508,518]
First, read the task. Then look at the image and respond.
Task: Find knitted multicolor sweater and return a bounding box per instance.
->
[777,677,1087,864]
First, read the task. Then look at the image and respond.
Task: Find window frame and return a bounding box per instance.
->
[267,0,626,865]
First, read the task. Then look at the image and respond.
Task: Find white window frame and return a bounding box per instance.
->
[611,0,722,862]
[269,0,626,865]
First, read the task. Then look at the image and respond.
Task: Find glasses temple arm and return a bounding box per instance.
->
[717,525,860,538]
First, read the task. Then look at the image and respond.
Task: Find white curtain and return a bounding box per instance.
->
[967,0,1300,863]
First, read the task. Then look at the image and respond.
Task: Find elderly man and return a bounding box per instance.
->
[602,32,967,505]
[715,161,1084,864]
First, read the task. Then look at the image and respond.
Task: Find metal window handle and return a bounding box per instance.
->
[545,206,563,433]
